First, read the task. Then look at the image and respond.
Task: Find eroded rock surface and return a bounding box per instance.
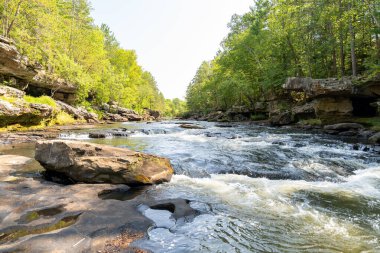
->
[35,140,174,185]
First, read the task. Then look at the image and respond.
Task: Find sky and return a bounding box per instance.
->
[90,0,253,99]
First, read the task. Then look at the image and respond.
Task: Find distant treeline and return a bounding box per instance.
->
[186,0,380,113]
[0,0,185,115]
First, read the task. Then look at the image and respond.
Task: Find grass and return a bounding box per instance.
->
[24,95,57,108]
[0,95,17,104]
[298,118,322,126]
[250,114,268,121]
[0,123,46,132]
[352,117,380,131]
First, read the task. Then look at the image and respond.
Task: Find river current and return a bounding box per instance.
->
[59,121,380,252]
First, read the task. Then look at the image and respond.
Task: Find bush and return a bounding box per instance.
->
[48,111,76,126]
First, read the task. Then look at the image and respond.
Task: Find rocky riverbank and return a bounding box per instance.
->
[185,76,380,144]
[0,137,193,252]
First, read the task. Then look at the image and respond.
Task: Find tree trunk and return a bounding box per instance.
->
[349,20,357,76]
[5,0,24,38]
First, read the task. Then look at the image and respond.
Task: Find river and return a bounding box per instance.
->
[58,121,380,252]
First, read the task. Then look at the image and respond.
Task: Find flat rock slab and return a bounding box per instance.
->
[35,140,174,185]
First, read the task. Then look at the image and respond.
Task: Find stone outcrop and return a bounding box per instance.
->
[35,140,174,185]
[55,100,99,123]
[283,77,353,98]
[100,102,145,122]
[0,36,77,104]
[0,99,54,127]
[144,108,161,120]
[0,85,25,98]
[267,76,380,125]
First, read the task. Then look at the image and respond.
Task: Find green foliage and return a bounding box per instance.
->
[48,111,76,126]
[24,95,57,108]
[0,96,17,104]
[186,0,379,114]
[164,98,187,117]
[0,0,166,113]
[298,119,322,126]
[353,117,380,131]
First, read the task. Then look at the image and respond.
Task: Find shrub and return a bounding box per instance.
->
[48,111,76,126]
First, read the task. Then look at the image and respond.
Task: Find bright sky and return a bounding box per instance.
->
[90,0,253,99]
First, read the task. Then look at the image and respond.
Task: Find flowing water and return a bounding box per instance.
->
[59,121,380,252]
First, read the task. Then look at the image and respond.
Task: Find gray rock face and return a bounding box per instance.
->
[0,85,25,98]
[283,77,353,98]
[0,99,54,127]
[35,140,174,185]
[55,100,99,123]
[0,36,77,104]
[313,97,353,119]
[324,123,364,131]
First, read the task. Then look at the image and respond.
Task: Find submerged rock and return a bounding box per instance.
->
[35,140,174,185]
[324,123,364,131]
[179,124,205,129]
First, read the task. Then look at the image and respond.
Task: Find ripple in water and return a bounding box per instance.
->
[61,121,380,252]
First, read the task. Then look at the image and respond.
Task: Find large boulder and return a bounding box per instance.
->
[0,99,54,127]
[55,100,99,123]
[35,140,174,185]
[0,85,25,98]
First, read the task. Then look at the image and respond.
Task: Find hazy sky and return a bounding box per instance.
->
[90,0,253,99]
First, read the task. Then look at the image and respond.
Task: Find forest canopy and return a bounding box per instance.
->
[186,0,380,114]
[0,0,169,113]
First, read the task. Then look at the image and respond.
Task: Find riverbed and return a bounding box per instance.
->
[1,121,380,252]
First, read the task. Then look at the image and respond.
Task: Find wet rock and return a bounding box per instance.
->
[143,199,200,224]
[338,131,358,136]
[89,132,107,139]
[205,132,221,138]
[324,123,364,131]
[180,124,205,129]
[35,140,174,185]
[272,141,286,146]
[369,132,380,144]
[270,111,292,126]
[215,124,233,128]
